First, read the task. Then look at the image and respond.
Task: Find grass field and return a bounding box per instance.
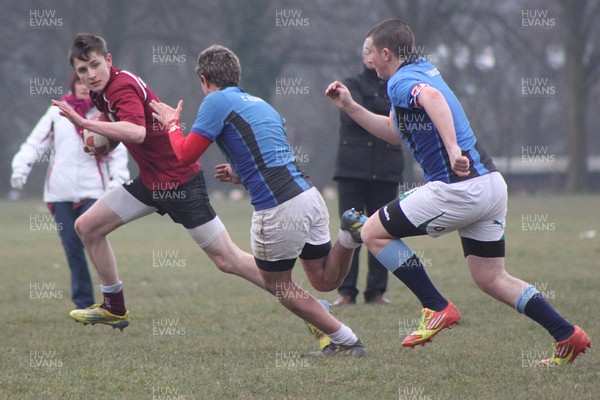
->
[0,195,598,400]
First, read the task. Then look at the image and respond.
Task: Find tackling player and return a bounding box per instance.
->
[150,45,365,356]
[52,33,269,332]
[325,19,590,365]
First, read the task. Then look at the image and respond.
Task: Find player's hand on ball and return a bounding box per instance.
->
[82,113,120,156]
[82,130,119,156]
[214,163,240,185]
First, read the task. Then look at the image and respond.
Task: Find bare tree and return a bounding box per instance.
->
[1,0,598,195]
[558,0,600,192]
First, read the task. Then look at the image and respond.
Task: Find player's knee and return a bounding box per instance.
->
[468,255,507,295]
[74,215,92,240]
[263,280,279,295]
[212,256,235,274]
[360,218,377,247]
[311,280,336,293]
[472,271,500,294]
[313,275,339,292]
[213,253,246,275]
[256,276,282,296]
[302,268,336,292]
[75,213,113,242]
[259,274,294,296]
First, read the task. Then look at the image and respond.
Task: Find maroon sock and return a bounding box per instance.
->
[101,290,127,316]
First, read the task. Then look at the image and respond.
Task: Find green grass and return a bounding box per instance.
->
[0,195,599,399]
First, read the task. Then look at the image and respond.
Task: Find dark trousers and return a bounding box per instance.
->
[337,178,399,302]
[51,201,96,308]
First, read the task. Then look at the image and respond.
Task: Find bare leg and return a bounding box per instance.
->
[260,269,341,334]
[361,213,396,254]
[201,230,266,290]
[301,242,355,292]
[466,255,528,306]
[201,231,348,336]
[74,199,125,286]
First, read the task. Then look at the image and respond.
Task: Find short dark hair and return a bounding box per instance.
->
[195,45,241,87]
[69,33,109,67]
[367,19,415,60]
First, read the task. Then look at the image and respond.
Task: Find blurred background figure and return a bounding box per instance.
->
[11,73,130,308]
[332,44,404,306]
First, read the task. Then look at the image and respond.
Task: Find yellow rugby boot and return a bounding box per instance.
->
[69,304,129,331]
[305,300,332,350]
[539,326,591,366]
[402,301,460,348]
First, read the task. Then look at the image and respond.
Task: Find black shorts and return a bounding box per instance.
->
[254,241,333,272]
[124,171,216,229]
[378,198,425,238]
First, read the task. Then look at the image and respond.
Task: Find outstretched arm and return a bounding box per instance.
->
[325,80,402,145]
[149,99,212,165]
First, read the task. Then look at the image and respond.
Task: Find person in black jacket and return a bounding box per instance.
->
[332,47,404,305]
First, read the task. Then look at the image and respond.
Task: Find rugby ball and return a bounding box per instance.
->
[82,113,120,156]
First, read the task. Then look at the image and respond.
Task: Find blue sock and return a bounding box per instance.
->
[516,285,574,342]
[375,240,447,312]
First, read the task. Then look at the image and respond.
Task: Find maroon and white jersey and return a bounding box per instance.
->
[92,67,200,189]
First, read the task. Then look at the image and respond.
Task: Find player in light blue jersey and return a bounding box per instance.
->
[189,86,311,211]
[151,45,365,356]
[387,58,496,183]
[326,19,589,365]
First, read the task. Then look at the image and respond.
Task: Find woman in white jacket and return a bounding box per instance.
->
[11,74,129,308]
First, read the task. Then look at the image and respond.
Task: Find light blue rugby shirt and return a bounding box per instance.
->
[190,86,312,210]
[388,58,496,183]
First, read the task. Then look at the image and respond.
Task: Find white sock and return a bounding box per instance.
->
[100,281,122,294]
[337,229,361,250]
[328,323,358,345]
